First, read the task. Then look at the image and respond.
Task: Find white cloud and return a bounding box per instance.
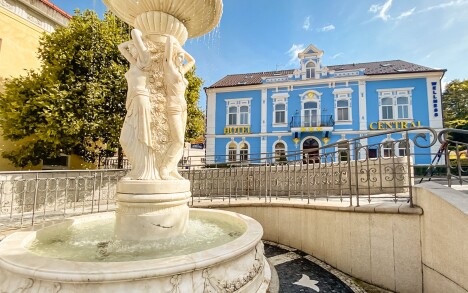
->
[331,52,344,59]
[422,0,468,12]
[303,16,311,31]
[286,44,305,66]
[318,24,335,32]
[396,7,415,19]
[369,0,393,21]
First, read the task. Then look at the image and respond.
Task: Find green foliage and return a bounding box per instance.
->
[0,10,206,168]
[443,79,468,126]
[0,10,130,167]
[442,79,468,144]
[184,66,205,142]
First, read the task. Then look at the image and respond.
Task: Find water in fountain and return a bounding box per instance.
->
[28,213,244,262]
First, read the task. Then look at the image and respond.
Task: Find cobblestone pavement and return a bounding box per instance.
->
[264,241,367,293]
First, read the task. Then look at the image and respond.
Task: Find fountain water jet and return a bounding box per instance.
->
[0,0,271,292]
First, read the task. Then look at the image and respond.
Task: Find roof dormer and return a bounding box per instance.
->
[298,45,324,80]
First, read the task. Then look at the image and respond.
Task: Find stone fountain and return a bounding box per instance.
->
[0,0,270,292]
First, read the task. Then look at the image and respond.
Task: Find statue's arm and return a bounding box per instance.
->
[182,50,195,75]
[118,41,136,64]
[131,29,150,67]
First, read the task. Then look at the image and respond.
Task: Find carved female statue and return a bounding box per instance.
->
[161,36,195,180]
[118,29,160,180]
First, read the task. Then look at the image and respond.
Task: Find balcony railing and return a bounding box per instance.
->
[290,115,335,128]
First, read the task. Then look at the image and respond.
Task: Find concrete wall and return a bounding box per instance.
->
[196,201,423,293]
[414,183,468,293]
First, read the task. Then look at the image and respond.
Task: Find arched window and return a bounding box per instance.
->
[239,142,249,161]
[274,103,286,124]
[274,142,286,162]
[381,97,394,120]
[228,142,237,162]
[306,62,315,79]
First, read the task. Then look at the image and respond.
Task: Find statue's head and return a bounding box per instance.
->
[173,43,185,67]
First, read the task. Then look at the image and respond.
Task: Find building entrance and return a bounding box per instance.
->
[303,138,320,163]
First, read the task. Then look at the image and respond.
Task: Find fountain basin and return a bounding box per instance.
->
[0,209,270,292]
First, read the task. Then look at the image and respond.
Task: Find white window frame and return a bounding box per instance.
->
[300,90,322,128]
[272,140,288,163]
[226,141,238,162]
[305,61,316,79]
[238,141,250,162]
[333,88,353,124]
[377,88,414,121]
[225,98,252,126]
[271,93,289,127]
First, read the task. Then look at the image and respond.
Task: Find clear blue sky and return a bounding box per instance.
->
[52,0,468,109]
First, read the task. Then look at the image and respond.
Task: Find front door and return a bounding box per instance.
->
[303,138,320,163]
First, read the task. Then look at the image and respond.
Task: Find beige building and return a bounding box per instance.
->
[0,0,70,170]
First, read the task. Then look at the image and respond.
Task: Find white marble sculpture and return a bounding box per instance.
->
[161,36,195,180]
[118,30,194,181]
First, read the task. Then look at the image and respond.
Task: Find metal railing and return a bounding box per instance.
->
[2,127,467,232]
[183,127,442,207]
[290,114,335,128]
[0,170,126,231]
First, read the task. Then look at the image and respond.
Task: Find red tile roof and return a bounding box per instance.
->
[206,60,445,89]
[39,0,72,19]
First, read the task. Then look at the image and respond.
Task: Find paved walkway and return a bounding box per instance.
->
[264,241,366,293]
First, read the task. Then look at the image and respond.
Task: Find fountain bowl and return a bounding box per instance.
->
[102,0,223,44]
[0,209,270,292]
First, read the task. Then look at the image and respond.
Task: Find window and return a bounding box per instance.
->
[228,142,237,162]
[378,88,413,120]
[381,97,393,120]
[228,106,237,125]
[225,98,252,126]
[300,91,322,127]
[274,142,287,162]
[382,141,394,158]
[274,104,286,124]
[398,141,407,157]
[337,142,348,162]
[333,89,352,123]
[240,106,249,124]
[239,142,249,161]
[337,100,349,121]
[303,102,318,127]
[306,62,315,79]
[271,93,289,126]
[397,96,409,119]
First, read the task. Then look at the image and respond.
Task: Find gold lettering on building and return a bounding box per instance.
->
[224,126,251,134]
[368,121,422,130]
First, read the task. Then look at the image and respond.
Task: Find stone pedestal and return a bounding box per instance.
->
[114,180,191,241]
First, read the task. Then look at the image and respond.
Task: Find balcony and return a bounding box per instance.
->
[289,115,335,133]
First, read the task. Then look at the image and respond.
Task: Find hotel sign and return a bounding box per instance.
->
[369,121,422,130]
[224,126,251,134]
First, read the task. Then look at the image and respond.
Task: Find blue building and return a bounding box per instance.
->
[204,45,445,165]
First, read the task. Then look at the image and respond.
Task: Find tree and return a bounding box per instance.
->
[0,10,130,167]
[442,79,468,144]
[0,9,206,168]
[184,67,205,143]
